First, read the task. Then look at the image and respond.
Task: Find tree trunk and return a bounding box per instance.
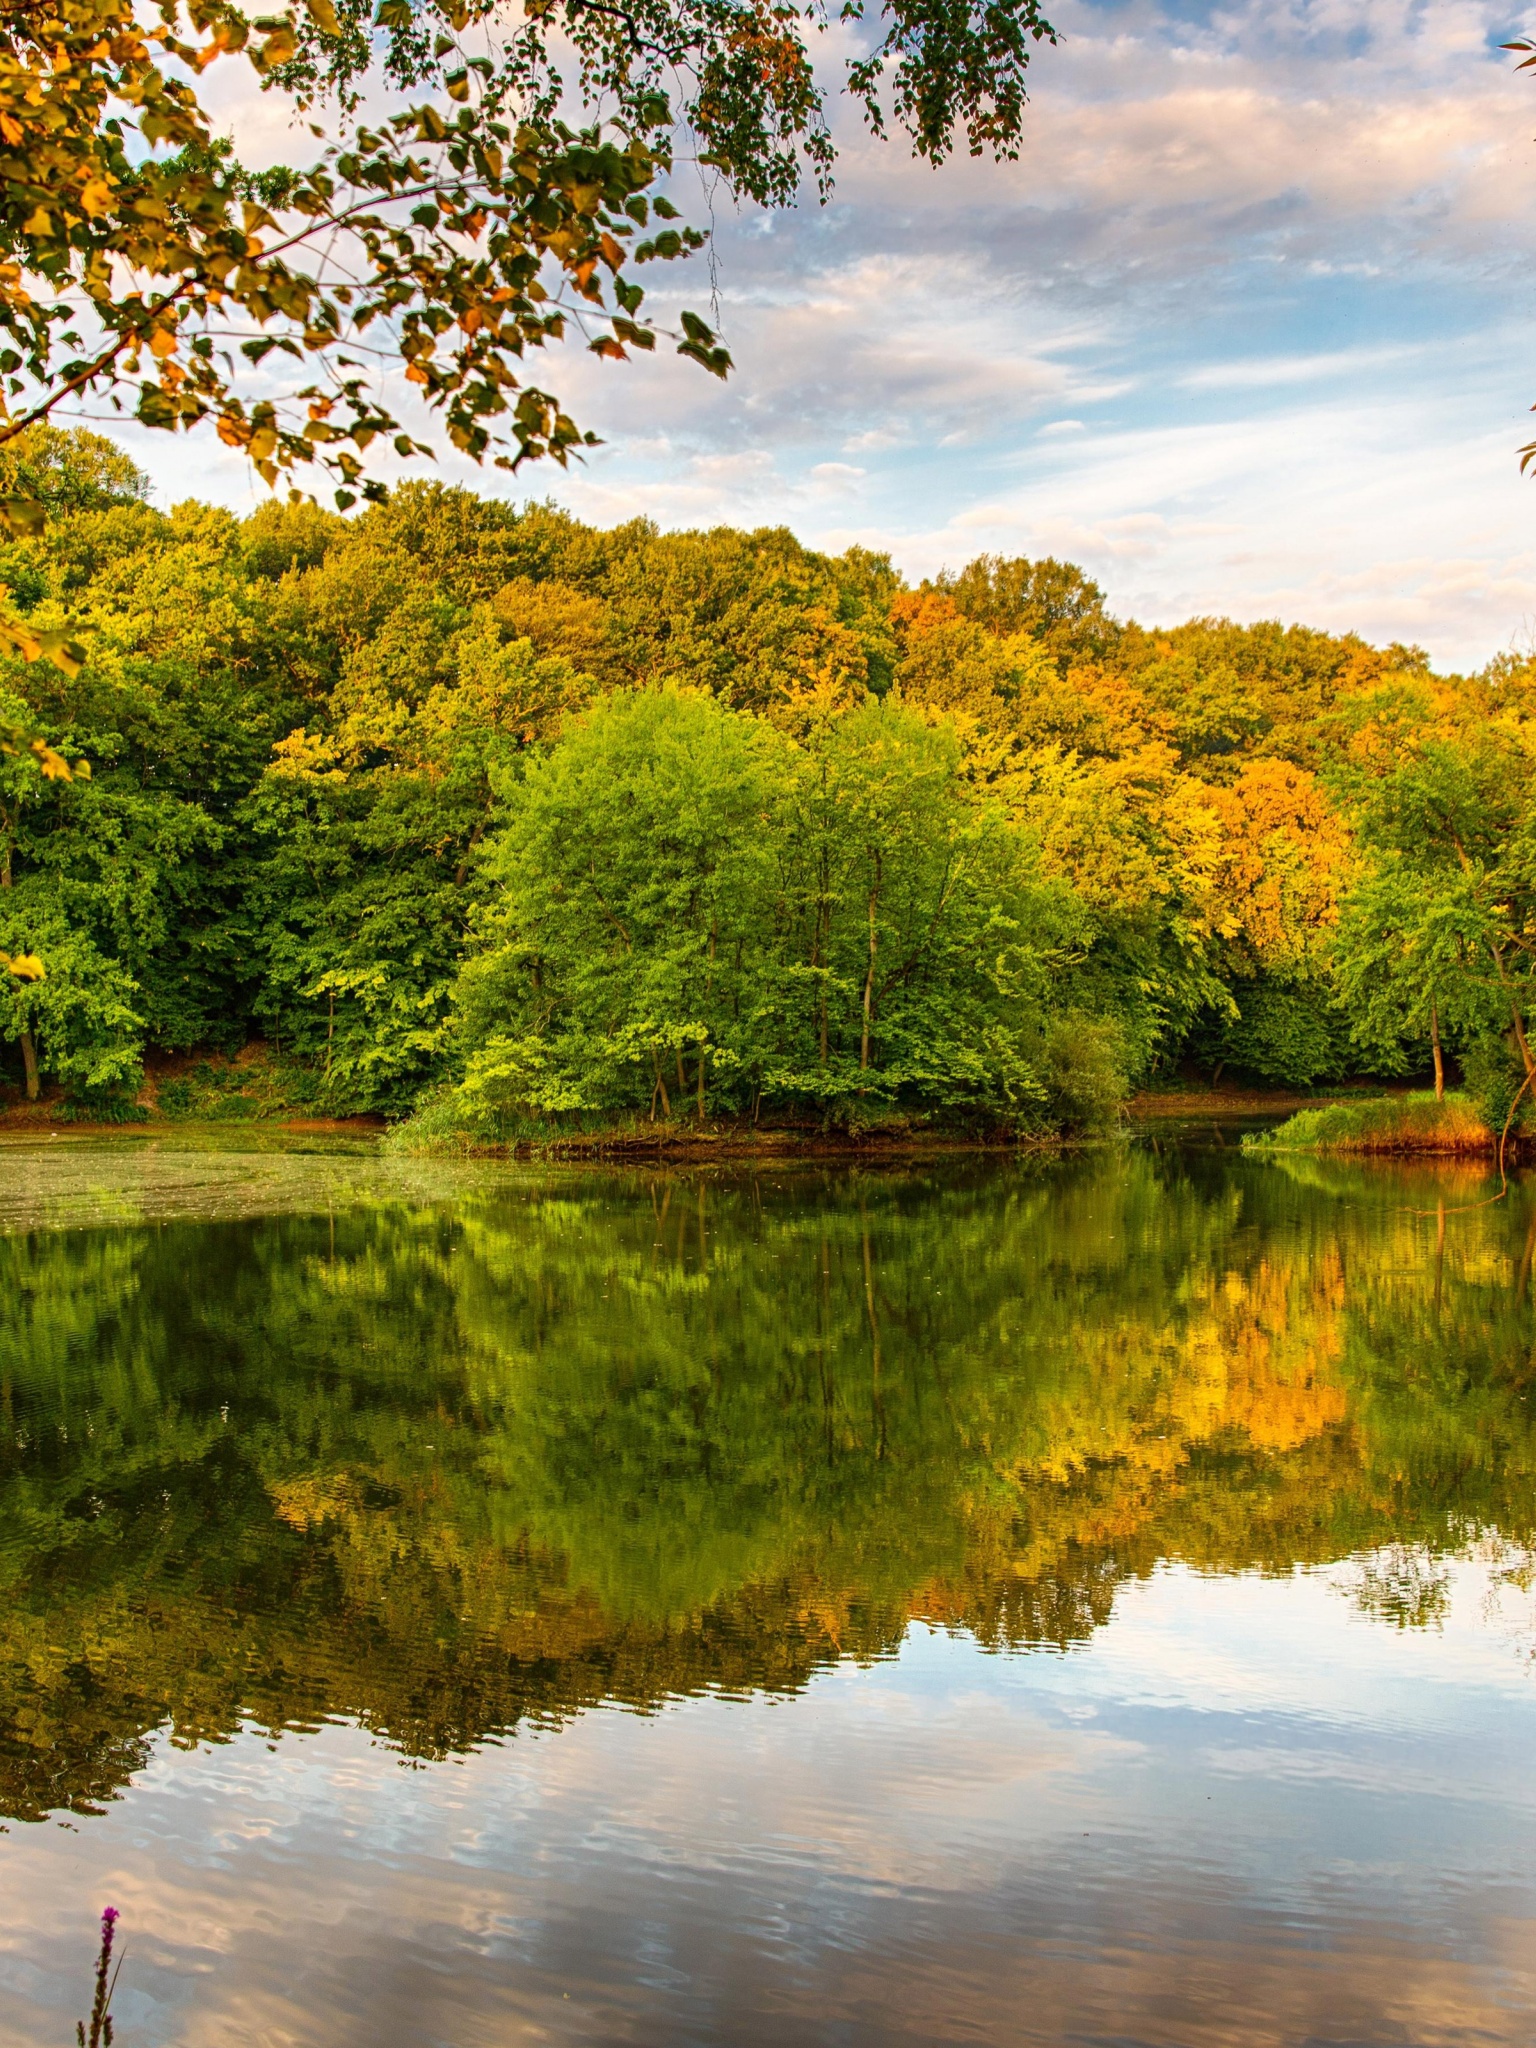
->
[696,1044,706,1123]
[860,872,879,1074]
[651,1047,671,1121]
[1511,1002,1536,1084]
[1430,1001,1444,1102]
[1490,945,1536,1080]
[816,856,829,1069]
[19,1029,38,1102]
[0,847,36,1100]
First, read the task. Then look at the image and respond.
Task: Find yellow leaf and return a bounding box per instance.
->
[0,497,45,538]
[36,631,85,680]
[256,25,297,67]
[302,0,341,32]
[21,206,49,235]
[1,950,44,981]
[0,614,40,661]
[77,177,113,218]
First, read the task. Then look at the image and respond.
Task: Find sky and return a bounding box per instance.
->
[113,0,1536,670]
[6,1566,1535,2043]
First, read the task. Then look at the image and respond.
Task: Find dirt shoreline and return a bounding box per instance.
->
[0,1107,386,1142]
[1124,1082,1406,1119]
[0,1111,1041,1158]
[0,1083,1351,1156]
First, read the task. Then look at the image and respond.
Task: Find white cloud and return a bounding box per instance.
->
[809,461,868,483]
[78,0,1536,668]
[1177,344,1420,391]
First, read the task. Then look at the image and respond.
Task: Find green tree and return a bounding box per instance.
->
[239,627,580,1115]
[0,423,148,516]
[0,486,323,1083]
[0,682,228,1098]
[1333,862,1496,1098]
[454,685,788,1125]
[934,553,1118,667]
[779,696,1075,1121]
[451,688,1097,1133]
[1330,679,1536,1097]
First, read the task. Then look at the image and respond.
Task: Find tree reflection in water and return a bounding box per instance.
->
[1,1147,1532,1825]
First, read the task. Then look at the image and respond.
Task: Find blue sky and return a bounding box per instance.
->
[136,0,1536,668]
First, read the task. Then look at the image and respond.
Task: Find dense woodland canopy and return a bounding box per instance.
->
[3,426,1535,1134]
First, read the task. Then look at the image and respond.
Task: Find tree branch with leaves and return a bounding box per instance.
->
[0,0,1055,527]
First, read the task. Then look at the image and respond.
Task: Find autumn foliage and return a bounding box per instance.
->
[0,436,1527,1126]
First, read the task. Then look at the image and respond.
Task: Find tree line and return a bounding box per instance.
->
[1,425,1531,1135]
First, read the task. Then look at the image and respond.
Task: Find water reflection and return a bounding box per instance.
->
[1,1145,1532,1829]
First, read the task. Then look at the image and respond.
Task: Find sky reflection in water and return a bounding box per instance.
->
[0,1138,1532,2045]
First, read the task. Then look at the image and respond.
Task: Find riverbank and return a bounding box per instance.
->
[0,1044,384,1139]
[0,1086,1060,1158]
[1245,1091,1502,1156]
[382,1115,1066,1162]
[382,1084,1390,1160]
[0,1069,1410,1156]
[1126,1080,1391,1120]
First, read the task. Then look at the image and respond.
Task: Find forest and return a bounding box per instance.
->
[2,425,1532,1139]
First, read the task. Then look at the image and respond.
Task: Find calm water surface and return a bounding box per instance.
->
[0,1134,1533,2046]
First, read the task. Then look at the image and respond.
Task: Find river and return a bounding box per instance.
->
[0,1132,1532,2045]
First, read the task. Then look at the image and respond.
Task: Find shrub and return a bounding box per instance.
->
[1041,1013,1126,1134]
[1460,1035,1533,1137]
[57,1085,149,1124]
[1196,976,1349,1087]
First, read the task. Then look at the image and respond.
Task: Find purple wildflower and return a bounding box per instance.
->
[76,1907,122,2048]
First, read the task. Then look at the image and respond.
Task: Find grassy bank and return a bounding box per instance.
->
[1245,1091,1496,1156]
[1127,1081,1382,1119]
[0,1044,379,1134]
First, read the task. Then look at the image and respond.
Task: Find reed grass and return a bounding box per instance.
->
[1245,1091,1494,1156]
